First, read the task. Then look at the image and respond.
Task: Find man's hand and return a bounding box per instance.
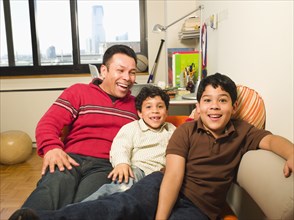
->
[283,155,293,177]
[41,148,79,175]
[108,163,134,183]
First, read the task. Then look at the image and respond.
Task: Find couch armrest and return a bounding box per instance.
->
[237,150,293,220]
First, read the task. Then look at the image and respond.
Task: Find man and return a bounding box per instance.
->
[22,44,139,210]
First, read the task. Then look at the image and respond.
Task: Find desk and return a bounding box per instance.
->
[170,95,197,106]
[169,95,197,115]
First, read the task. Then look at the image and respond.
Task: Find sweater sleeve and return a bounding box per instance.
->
[35,85,80,156]
[109,122,136,167]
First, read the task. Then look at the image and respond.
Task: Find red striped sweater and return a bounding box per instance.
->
[36,82,138,159]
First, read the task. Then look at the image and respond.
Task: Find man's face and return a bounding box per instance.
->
[138,96,168,130]
[100,53,137,98]
[196,85,237,138]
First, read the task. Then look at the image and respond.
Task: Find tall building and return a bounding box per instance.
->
[91,5,106,54]
[116,32,128,41]
[46,46,56,59]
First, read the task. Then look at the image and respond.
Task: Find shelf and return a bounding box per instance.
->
[178,30,200,40]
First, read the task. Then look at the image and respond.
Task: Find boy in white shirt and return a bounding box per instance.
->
[82,85,176,202]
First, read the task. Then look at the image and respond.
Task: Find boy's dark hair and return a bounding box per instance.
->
[103,45,137,67]
[135,86,170,112]
[196,73,237,105]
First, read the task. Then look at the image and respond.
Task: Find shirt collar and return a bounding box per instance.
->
[196,118,236,138]
[138,118,170,132]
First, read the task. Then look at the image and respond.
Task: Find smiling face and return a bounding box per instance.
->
[196,85,237,138]
[138,96,168,130]
[99,53,137,98]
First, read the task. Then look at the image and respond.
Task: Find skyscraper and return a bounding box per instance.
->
[91,5,106,54]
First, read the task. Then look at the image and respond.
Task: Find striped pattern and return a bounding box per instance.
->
[54,98,78,118]
[55,98,138,121]
[79,105,138,121]
[232,85,266,129]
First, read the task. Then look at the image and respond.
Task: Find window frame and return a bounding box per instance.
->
[1,0,147,77]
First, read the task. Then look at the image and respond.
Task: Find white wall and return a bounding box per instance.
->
[0,77,90,142]
[200,0,293,141]
[147,0,293,141]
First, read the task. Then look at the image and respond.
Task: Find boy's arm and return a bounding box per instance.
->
[259,134,294,177]
[110,124,135,183]
[155,154,185,220]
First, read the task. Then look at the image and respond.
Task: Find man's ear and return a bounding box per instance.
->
[100,64,107,79]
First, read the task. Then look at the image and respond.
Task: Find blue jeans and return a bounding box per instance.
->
[170,194,209,220]
[36,171,163,220]
[35,172,209,220]
[22,154,112,210]
[82,166,145,202]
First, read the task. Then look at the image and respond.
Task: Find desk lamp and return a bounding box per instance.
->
[153,5,204,100]
[153,5,204,33]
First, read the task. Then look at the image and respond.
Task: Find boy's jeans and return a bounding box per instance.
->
[82,166,145,202]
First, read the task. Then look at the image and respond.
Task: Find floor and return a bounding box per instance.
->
[0,149,42,220]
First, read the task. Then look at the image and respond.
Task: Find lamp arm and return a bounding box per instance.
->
[165,5,203,30]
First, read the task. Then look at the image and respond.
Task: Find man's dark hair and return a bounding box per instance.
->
[196,73,237,105]
[135,86,170,112]
[103,45,137,67]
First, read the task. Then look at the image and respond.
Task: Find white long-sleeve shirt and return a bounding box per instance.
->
[110,119,176,175]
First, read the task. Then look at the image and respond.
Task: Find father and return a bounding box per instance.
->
[22,44,138,210]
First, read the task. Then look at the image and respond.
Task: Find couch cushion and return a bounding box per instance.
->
[237,150,294,220]
[166,115,189,127]
[232,85,266,129]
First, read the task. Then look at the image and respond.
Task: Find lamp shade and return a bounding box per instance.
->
[153,24,166,32]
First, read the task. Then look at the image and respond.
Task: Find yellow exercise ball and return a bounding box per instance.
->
[0,130,33,165]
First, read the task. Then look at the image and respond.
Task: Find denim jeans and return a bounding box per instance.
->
[82,166,145,202]
[36,171,163,220]
[22,154,112,210]
[170,194,209,220]
[35,171,209,220]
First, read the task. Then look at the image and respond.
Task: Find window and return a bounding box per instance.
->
[0,0,147,76]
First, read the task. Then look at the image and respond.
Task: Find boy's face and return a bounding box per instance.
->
[196,85,237,138]
[138,96,168,130]
[100,53,137,98]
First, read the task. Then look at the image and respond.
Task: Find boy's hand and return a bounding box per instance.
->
[108,163,134,183]
[283,155,293,177]
[42,148,79,175]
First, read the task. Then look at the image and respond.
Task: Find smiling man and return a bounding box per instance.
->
[20,45,139,211]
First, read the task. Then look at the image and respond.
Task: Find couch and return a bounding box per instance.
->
[166,85,293,220]
[227,149,293,220]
